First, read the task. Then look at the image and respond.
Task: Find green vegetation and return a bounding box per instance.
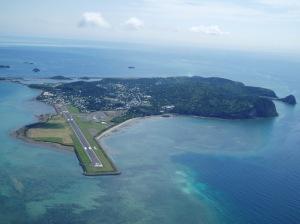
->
[33,137,64,144]
[26,115,73,146]
[71,135,90,166]
[67,104,80,114]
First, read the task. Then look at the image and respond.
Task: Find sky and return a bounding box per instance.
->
[1,0,300,52]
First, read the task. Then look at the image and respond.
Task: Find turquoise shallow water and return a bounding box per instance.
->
[103,103,300,223]
[0,45,300,223]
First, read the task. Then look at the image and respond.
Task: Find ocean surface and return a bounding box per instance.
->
[0,44,300,223]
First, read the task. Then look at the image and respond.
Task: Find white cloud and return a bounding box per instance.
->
[78,12,110,28]
[124,17,144,30]
[189,25,229,36]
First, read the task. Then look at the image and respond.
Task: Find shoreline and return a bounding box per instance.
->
[96,117,142,141]
[96,114,173,142]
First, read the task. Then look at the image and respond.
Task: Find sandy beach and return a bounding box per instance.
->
[96,115,172,142]
[96,117,142,141]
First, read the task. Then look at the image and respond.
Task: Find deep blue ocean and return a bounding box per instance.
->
[0,43,299,223]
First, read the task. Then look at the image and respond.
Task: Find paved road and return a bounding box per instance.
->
[59,105,103,168]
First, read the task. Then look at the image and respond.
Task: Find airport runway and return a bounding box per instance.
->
[59,105,103,168]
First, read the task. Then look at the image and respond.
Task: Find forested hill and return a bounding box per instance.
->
[30,76,282,119]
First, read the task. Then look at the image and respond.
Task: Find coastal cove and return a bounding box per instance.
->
[99,100,300,224]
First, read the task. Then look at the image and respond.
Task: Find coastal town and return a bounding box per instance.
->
[38,84,154,114]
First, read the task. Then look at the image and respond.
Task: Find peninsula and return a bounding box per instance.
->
[30,76,286,119]
[20,76,295,175]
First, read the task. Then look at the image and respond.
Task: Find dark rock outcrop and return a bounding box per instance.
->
[278,95,297,105]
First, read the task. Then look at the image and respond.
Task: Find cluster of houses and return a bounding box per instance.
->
[40,83,175,114]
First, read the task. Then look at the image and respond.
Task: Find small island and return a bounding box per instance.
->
[20,76,295,175]
[79,76,91,80]
[32,68,40,73]
[49,75,72,80]
[277,95,297,105]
